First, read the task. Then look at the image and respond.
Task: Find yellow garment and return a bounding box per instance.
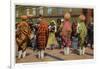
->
[47,32,58,48]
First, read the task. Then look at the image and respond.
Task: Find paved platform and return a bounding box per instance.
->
[16,47,93,63]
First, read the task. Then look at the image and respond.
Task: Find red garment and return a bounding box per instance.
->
[62,36,71,47]
[37,22,49,50]
[61,21,72,47]
[63,21,71,32]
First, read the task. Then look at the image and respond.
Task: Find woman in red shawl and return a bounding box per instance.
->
[36,19,49,59]
[61,12,72,55]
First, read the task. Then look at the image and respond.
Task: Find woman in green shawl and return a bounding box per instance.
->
[78,14,87,55]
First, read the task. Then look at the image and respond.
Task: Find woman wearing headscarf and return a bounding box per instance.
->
[36,19,49,59]
[61,12,72,55]
[78,14,87,55]
[16,15,32,59]
[46,20,58,50]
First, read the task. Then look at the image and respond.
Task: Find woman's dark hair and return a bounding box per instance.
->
[57,19,61,25]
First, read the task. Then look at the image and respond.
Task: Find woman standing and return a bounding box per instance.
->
[36,19,49,59]
[16,15,32,59]
[47,20,58,50]
[78,14,87,55]
[61,12,72,55]
[56,19,64,49]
